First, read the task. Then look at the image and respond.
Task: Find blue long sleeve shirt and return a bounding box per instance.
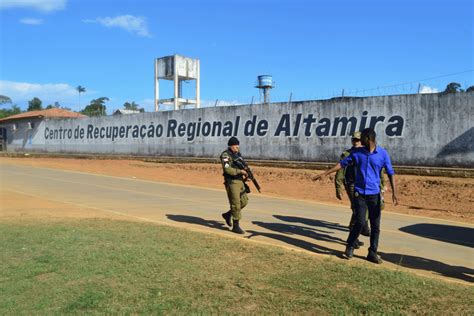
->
[339,146,395,195]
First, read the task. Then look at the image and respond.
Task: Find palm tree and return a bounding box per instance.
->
[76,85,86,109]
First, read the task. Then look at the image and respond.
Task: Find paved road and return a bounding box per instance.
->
[1,162,473,284]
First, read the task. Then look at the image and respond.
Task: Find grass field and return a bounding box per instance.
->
[1,218,472,314]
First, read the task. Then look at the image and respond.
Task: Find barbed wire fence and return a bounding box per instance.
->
[313,70,474,100]
[206,69,473,107]
[106,70,474,113]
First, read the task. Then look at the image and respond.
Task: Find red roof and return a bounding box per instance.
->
[0,108,87,122]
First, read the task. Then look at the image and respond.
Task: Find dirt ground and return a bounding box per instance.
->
[1,157,473,223]
[0,190,130,222]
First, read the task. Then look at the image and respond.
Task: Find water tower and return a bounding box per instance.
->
[154,55,200,111]
[255,75,273,105]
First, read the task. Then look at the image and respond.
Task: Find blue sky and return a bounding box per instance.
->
[0,0,472,113]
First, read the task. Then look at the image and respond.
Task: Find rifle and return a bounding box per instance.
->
[233,156,261,193]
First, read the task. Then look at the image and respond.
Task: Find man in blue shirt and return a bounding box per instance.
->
[313,128,398,264]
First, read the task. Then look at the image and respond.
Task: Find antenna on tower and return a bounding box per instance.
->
[255,75,273,105]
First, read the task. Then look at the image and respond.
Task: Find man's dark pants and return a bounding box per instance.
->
[347,193,381,252]
[346,183,370,234]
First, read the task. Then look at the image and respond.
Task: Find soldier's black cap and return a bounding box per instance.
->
[228,137,240,146]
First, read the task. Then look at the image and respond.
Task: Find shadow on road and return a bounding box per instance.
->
[246,230,344,257]
[166,214,229,231]
[273,215,349,233]
[251,220,346,245]
[380,252,474,283]
[407,205,449,212]
[399,223,474,248]
[166,214,345,257]
[166,214,473,282]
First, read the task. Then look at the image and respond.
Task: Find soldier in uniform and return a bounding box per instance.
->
[220,137,248,234]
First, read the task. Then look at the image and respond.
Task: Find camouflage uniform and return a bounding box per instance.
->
[335,149,386,232]
[220,149,248,221]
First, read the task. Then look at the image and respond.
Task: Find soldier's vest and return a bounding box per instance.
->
[222,149,244,181]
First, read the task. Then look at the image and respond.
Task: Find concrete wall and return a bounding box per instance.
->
[2,93,473,167]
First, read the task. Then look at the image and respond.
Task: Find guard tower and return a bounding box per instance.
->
[154,55,200,111]
[255,75,273,105]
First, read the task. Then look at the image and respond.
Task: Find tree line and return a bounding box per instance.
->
[0,85,144,119]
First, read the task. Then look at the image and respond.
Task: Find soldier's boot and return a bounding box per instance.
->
[231,219,245,234]
[222,210,232,227]
[366,248,383,264]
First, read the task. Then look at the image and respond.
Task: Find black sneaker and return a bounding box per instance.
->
[222,211,232,227]
[344,246,354,259]
[354,239,364,249]
[367,250,383,264]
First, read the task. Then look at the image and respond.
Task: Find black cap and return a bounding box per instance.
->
[228,137,240,146]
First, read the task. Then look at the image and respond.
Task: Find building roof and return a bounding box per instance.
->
[113,109,141,115]
[0,108,87,122]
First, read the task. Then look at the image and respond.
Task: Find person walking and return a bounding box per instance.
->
[335,131,370,248]
[220,137,249,234]
[314,128,398,264]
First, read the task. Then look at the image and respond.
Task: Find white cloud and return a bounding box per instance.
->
[419,85,439,94]
[0,0,66,12]
[84,15,152,38]
[0,80,77,97]
[19,18,43,25]
[0,80,91,110]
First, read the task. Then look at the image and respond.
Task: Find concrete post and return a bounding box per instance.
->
[154,59,159,112]
[174,56,179,110]
[196,59,200,108]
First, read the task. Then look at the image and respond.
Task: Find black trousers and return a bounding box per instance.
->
[346,183,370,233]
[346,193,381,252]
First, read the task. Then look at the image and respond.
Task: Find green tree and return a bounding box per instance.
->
[0,95,12,105]
[76,85,86,108]
[443,82,462,94]
[466,86,474,93]
[0,94,21,118]
[27,97,43,111]
[81,97,109,117]
[0,105,22,119]
[123,101,145,113]
[46,101,62,109]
